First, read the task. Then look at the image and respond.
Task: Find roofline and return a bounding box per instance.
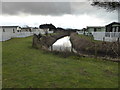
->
[87,26,105,28]
[105,22,120,26]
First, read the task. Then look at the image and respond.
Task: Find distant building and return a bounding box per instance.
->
[86,26,105,35]
[30,27,45,34]
[31,27,39,32]
[105,22,120,32]
[105,22,120,38]
[0,26,21,33]
[92,22,120,42]
[77,28,87,35]
[21,27,32,32]
[39,24,56,34]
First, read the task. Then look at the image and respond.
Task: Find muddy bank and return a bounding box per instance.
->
[70,33,120,59]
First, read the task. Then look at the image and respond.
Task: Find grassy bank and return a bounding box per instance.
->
[2,36,118,88]
[77,34,102,43]
[71,33,120,58]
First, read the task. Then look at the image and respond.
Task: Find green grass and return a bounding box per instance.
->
[2,37,119,88]
[77,34,102,43]
[0,41,2,89]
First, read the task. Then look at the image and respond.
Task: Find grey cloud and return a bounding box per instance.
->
[2,2,71,15]
[70,2,118,21]
[1,2,118,21]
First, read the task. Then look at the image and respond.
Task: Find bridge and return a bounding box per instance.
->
[32,31,71,50]
[32,31,120,60]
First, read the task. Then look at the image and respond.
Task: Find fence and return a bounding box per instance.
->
[92,32,120,42]
[0,32,12,41]
[0,31,45,41]
[12,32,34,38]
[92,32,105,41]
[105,32,120,38]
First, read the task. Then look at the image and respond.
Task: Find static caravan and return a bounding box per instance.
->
[86,26,105,35]
[0,26,21,41]
[0,26,21,33]
[105,22,120,32]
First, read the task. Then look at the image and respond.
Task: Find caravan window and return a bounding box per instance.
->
[112,27,116,32]
[119,27,120,32]
[116,27,119,32]
[94,28,97,32]
[3,29,5,32]
[13,29,15,33]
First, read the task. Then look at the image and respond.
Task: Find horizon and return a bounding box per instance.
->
[0,21,117,30]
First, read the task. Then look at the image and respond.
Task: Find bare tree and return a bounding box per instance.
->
[90,0,120,10]
[90,0,120,21]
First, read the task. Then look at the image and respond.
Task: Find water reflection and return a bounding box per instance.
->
[49,36,72,52]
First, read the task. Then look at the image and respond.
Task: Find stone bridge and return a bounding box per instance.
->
[32,31,120,61]
[32,31,71,50]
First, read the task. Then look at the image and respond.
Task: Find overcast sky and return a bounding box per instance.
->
[0,1,118,29]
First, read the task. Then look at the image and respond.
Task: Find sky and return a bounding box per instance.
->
[0,1,118,29]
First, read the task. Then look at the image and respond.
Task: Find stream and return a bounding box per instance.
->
[49,36,72,52]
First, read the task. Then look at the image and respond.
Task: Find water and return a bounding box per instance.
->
[49,36,72,52]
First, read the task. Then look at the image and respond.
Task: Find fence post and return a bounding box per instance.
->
[103,37,105,42]
[118,37,120,43]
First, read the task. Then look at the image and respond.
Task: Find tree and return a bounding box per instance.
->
[90,0,120,11]
[39,24,56,35]
[90,0,120,22]
[39,24,56,30]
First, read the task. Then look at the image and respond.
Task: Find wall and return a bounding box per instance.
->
[2,27,18,33]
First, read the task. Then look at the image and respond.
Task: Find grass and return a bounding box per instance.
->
[0,41,2,89]
[2,36,119,88]
[77,34,102,43]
